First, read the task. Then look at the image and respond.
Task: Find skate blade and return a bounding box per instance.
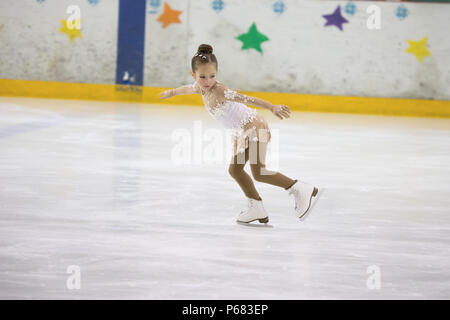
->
[298,187,325,221]
[236,219,273,228]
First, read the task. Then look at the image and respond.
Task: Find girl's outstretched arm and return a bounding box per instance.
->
[213,84,291,120]
[159,82,201,99]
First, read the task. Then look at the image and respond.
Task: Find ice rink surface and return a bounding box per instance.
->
[0,97,449,299]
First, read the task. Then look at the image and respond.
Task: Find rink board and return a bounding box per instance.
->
[0,78,449,118]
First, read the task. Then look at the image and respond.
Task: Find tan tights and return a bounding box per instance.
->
[228,141,298,200]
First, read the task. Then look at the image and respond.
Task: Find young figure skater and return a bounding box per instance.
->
[159,44,319,224]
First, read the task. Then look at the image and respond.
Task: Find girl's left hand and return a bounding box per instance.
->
[271,104,291,120]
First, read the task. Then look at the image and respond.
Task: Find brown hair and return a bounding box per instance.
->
[191,44,218,73]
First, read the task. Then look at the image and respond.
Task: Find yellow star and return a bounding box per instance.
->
[58,19,82,42]
[405,37,430,62]
[157,2,182,28]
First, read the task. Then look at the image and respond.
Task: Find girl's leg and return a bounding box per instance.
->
[248,140,297,190]
[228,147,262,200]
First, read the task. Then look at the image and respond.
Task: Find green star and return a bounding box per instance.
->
[236,22,269,53]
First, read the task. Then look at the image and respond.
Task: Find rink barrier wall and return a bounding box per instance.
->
[0,79,449,118]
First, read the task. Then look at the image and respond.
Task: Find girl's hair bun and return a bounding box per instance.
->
[197,44,213,55]
[192,43,217,72]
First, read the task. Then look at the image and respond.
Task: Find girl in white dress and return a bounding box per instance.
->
[159,44,319,224]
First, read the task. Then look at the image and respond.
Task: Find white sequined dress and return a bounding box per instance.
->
[193,80,272,156]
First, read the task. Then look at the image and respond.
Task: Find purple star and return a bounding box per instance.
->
[322,5,349,31]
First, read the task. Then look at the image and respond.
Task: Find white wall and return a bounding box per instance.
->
[1,0,449,99]
[146,0,450,100]
[0,0,118,84]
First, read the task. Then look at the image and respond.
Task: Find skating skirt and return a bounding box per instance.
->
[231,113,272,157]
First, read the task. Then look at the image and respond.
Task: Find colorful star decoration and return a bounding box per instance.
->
[58,19,82,42]
[405,37,431,62]
[157,2,182,28]
[322,5,349,31]
[236,22,269,53]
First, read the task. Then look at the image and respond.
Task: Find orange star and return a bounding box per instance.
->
[157,2,182,28]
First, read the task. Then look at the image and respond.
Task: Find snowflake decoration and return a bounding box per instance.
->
[148,0,161,13]
[88,0,99,6]
[212,0,225,13]
[344,1,356,16]
[149,0,161,8]
[272,1,285,15]
[395,5,408,20]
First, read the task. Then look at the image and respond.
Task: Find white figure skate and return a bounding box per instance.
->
[236,197,269,224]
[287,180,320,221]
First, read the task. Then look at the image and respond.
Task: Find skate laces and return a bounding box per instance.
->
[288,185,298,197]
[239,198,256,215]
[287,181,299,196]
[290,188,300,210]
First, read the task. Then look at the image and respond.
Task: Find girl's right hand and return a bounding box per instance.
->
[271,104,291,120]
[159,89,174,99]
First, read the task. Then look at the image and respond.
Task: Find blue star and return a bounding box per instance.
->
[322,5,349,31]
